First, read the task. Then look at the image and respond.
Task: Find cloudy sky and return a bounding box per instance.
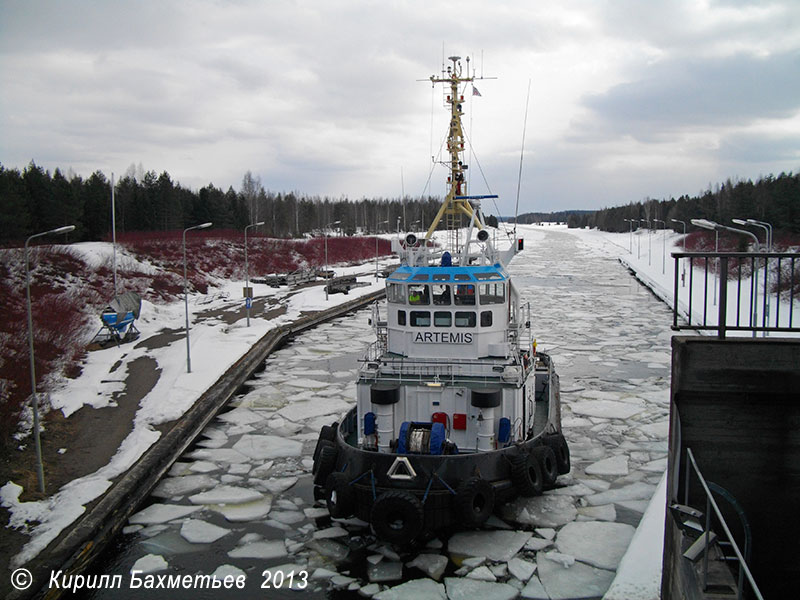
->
[1,0,798,215]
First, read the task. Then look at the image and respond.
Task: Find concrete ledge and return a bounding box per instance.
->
[16,289,385,600]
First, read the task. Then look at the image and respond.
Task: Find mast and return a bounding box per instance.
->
[424,56,482,245]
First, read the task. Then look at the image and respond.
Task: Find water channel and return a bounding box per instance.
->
[80,228,675,599]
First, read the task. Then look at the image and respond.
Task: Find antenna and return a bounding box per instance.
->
[514,79,532,235]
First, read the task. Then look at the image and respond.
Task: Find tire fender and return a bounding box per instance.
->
[370,490,424,545]
[325,472,356,519]
[313,441,338,485]
[455,477,496,527]
[533,445,558,487]
[510,452,543,497]
[544,433,571,475]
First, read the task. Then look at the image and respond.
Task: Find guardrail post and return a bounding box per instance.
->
[718,257,728,338]
[673,255,680,330]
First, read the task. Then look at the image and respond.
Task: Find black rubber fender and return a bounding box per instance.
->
[313,441,338,485]
[370,490,424,545]
[313,425,337,463]
[455,477,496,527]
[544,433,571,475]
[510,452,543,497]
[533,445,558,487]
[325,472,356,519]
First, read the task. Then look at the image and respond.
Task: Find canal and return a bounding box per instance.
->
[81,227,674,599]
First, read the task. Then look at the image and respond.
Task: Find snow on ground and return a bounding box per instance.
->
[1,247,389,568]
[2,225,692,598]
[24,224,677,600]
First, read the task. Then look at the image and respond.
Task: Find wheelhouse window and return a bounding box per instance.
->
[454,284,476,305]
[397,310,406,326]
[455,311,476,327]
[432,284,451,305]
[408,284,429,305]
[479,282,505,305]
[410,311,431,327]
[434,311,451,327]
[480,311,493,327]
[387,283,406,304]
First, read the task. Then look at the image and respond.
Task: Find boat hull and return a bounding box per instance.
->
[311,363,569,545]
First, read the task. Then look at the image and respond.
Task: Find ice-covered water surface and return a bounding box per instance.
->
[85,229,672,600]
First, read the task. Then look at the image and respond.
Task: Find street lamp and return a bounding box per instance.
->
[638,219,649,260]
[623,219,635,254]
[692,219,759,329]
[654,219,666,274]
[26,224,75,493]
[375,219,388,278]
[244,221,265,327]
[732,218,771,251]
[671,219,687,287]
[733,218,772,335]
[183,222,212,372]
[324,220,341,300]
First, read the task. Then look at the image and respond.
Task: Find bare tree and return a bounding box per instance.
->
[241,171,263,225]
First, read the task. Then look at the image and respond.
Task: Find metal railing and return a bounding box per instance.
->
[683,448,764,600]
[671,251,800,337]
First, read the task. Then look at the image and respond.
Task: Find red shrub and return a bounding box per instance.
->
[1,232,395,447]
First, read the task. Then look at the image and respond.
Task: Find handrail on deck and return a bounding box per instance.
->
[671,251,800,338]
[684,448,764,600]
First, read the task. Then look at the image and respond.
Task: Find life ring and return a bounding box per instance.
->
[533,445,558,487]
[544,433,571,475]
[313,441,338,485]
[325,472,356,519]
[455,477,495,527]
[510,452,543,497]
[370,490,424,545]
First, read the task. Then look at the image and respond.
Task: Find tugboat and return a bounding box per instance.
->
[312,56,569,545]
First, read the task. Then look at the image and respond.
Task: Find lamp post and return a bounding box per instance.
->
[733,218,772,335]
[638,219,649,260]
[26,224,76,493]
[183,222,212,372]
[654,219,666,274]
[244,221,265,327]
[671,219,687,287]
[375,219,388,278]
[692,219,759,331]
[623,218,634,253]
[691,219,720,305]
[324,220,341,300]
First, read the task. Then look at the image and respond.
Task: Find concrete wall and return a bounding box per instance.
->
[663,336,800,599]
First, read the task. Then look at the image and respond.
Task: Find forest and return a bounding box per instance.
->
[2,161,798,245]
[564,172,800,238]
[0,162,451,245]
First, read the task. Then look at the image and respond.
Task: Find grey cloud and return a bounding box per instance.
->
[580,51,800,140]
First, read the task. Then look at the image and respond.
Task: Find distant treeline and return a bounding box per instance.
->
[568,172,800,234]
[513,210,593,225]
[0,162,457,244]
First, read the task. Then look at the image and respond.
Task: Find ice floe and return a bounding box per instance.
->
[179,519,230,544]
[500,495,578,528]
[188,485,263,505]
[208,497,272,522]
[555,521,635,570]
[447,530,532,562]
[227,540,287,559]
[231,433,303,459]
[128,503,201,525]
[130,553,168,574]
